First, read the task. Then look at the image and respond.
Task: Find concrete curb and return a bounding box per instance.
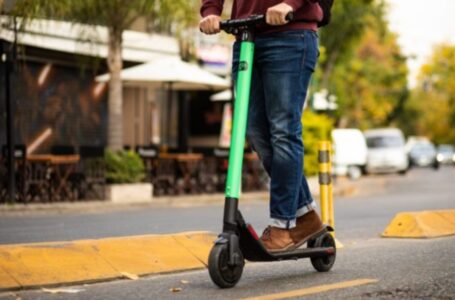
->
[0,232,216,291]
[0,192,270,215]
[382,210,455,238]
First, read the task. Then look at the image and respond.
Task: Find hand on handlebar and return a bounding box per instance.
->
[266,3,293,26]
[199,15,221,34]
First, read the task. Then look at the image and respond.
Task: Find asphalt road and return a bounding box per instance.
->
[0,167,454,299]
[0,167,453,245]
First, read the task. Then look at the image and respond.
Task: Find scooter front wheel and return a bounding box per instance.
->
[308,233,336,272]
[208,244,244,288]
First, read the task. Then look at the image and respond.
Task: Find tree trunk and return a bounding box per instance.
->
[107,27,123,151]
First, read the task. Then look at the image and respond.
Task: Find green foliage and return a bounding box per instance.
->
[315,0,408,130]
[11,0,197,35]
[105,150,145,184]
[318,0,379,87]
[400,44,455,144]
[302,111,334,176]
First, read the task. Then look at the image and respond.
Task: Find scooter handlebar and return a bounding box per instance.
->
[220,12,294,35]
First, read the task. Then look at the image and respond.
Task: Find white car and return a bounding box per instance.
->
[332,129,368,179]
[364,128,409,174]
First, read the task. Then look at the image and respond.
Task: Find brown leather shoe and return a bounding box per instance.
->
[260,226,296,253]
[290,210,325,248]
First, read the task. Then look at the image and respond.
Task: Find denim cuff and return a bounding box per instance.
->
[296,201,317,218]
[270,218,297,229]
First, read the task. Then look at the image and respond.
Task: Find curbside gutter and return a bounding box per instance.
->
[0,232,216,291]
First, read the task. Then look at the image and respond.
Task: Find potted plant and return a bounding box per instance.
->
[104,150,152,203]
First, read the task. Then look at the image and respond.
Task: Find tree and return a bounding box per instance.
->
[318,0,379,89]
[400,44,455,144]
[11,0,197,150]
[315,0,408,130]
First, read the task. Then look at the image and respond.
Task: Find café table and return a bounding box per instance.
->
[159,153,203,194]
[27,154,80,201]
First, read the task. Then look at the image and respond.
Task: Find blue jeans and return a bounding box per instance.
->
[232,30,319,228]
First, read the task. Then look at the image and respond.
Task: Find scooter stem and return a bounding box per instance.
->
[225,31,255,200]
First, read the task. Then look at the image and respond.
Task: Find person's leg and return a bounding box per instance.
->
[290,31,325,246]
[296,175,316,217]
[246,65,273,174]
[258,31,323,244]
[233,41,295,252]
[257,32,310,229]
[295,31,320,217]
[232,42,273,178]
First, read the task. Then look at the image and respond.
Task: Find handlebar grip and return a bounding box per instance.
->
[285,12,294,22]
[218,12,294,35]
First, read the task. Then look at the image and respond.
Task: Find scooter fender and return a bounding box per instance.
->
[214,236,229,245]
[325,225,335,232]
[214,233,242,266]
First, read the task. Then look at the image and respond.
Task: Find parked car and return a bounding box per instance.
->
[364,128,408,174]
[405,136,430,153]
[332,128,368,179]
[436,144,455,165]
[407,140,439,169]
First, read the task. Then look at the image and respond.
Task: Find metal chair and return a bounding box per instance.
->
[153,157,176,196]
[135,145,159,182]
[1,145,28,203]
[213,147,230,192]
[192,147,218,194]
[78,146,106,200]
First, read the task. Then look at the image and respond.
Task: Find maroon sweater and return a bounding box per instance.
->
[200,0,322,33]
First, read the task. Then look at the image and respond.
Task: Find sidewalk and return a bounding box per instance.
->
[0,231,216,291]
[0,177,357,216]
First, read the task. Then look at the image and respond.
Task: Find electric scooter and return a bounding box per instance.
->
[208,14,337,288]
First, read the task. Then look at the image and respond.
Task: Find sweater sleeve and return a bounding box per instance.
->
[200,0,225,17]
[282,0,317,12]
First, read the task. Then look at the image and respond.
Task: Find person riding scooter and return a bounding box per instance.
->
[200,0,325,252]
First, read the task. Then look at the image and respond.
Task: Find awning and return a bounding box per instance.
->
[96,57,229,91]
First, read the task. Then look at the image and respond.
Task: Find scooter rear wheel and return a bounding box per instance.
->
[308,233,336,272]
[208,244,244,288]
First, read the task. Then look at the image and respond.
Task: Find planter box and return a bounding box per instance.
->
[106,183,153,203]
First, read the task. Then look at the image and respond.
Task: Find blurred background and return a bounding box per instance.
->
[1,0,454,203]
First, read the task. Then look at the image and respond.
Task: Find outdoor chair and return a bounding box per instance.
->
[152,157,176,196]
[213,147,230,192]
[49,145,78,201]
[78,146,106,200]
[193,147,218,193]
[1,145,28,203]
[135,145,159,182]
[24,157,52,203]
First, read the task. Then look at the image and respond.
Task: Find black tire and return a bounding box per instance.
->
[208,244,244,288]
[308,233,336,272]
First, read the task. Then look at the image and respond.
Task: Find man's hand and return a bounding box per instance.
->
[266,3,293,26]
[199,15,221,34]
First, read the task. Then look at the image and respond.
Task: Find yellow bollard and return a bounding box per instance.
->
[318,141,342,248]
[318,141,335,236]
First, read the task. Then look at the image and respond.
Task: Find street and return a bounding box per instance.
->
[0,167,454,299]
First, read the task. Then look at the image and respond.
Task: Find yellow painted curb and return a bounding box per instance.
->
[0,231,215,291]
[382,210,455,238]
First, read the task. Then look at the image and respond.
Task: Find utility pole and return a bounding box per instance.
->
[1,13,17,203]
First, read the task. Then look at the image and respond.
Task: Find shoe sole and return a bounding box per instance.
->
[266,242,298,253]
[293,226,327,249]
